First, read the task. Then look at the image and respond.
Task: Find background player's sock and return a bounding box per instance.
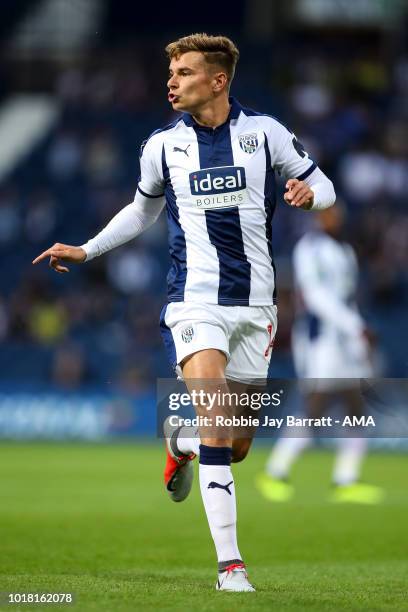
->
[332,437,367,485]
[199,444,242,564]
[266,434,312,479]
[176,425,200,456]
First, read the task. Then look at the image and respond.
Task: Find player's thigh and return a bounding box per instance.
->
[161,302,230,377]
[182,348,227,379]
[165,304,230,443]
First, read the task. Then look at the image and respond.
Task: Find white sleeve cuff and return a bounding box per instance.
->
[303,167,336,210]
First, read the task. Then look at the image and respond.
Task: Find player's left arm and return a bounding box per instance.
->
[272,124,335,210]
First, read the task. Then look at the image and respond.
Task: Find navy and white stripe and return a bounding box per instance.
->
[138,97,318,306]
[193,112,251,305]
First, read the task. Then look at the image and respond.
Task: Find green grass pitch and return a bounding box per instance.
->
[0,443,407,611]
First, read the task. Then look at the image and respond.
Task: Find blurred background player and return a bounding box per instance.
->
[257,204,384,504]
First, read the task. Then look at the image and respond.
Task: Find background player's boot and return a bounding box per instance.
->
[216,563,255,592]
[163,416,196,502]
[255,472,294,502]
[330,482,385,504]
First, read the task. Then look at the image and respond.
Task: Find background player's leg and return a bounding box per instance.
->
[256,434,312,501]
[266,435,312,480]
[332,389,366,485]
[257,391,327,501]
[331,389,384,503]
[266,391,328,479]
[332,436,367,485]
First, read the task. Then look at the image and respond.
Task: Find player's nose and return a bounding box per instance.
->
[167,74,178,88]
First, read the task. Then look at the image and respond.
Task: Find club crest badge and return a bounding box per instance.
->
[239,133,258,154]
[181,326,194,343]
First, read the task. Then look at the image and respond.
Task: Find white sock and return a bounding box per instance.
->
[199,445,242,565]
[266,434,312,479]
[177,425,201,456]
[333,437,367,485]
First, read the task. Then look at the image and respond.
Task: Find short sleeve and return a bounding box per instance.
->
[270,121,316,181]
[137,134,165,198]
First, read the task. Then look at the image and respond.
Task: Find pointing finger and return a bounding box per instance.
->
[33,248,68,264]
[32,249,53,264]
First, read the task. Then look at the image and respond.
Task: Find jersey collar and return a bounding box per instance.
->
[182,96,242,128]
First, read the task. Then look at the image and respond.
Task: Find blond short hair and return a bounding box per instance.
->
[165,33,240,84]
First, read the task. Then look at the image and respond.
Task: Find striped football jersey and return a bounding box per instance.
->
[138,97,318,306]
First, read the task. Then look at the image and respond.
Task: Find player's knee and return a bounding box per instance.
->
[232,441,251,463]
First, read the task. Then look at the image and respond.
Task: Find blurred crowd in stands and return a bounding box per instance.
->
[1,36,407,387]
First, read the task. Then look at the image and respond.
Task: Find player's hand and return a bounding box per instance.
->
[32,243,86,273]
[284,179,314,210]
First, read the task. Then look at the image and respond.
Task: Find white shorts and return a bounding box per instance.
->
[292,324,373,391]
[160,302,278,383]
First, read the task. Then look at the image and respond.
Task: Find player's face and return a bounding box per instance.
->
[167,52,219,113]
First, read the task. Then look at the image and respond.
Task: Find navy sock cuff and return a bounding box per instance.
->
[199,444,232,466]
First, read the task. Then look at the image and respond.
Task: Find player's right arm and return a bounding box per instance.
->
[32,134,165,273]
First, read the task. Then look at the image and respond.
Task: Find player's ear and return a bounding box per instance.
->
[212,71,228,93]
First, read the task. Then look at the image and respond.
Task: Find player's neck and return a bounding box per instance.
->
[191,96,231,129]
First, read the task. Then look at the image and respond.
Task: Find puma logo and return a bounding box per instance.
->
[207,481,234,495]
[173,144,190,157]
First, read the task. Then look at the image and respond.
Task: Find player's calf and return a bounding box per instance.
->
[231,438,252,463]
